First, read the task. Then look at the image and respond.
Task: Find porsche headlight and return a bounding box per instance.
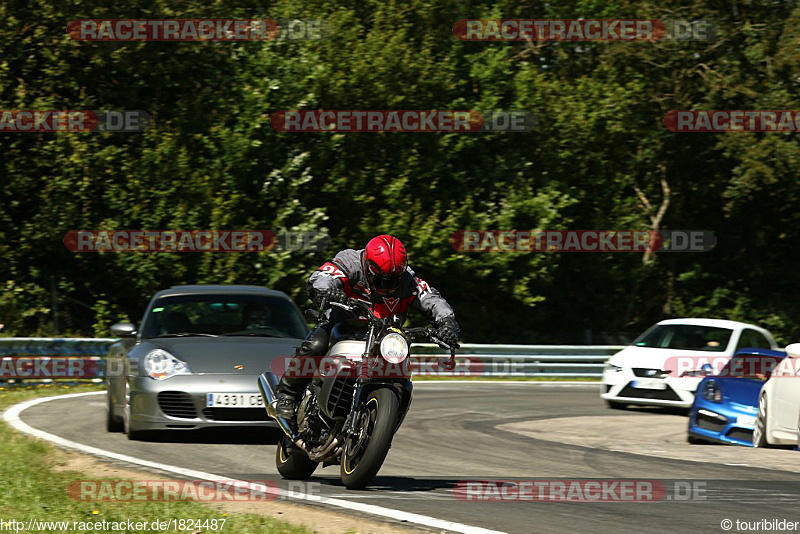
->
[143,349,191,380]
[380,333,409,364]
[701,380,722,403]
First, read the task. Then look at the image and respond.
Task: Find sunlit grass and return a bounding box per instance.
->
[0,383,313,533]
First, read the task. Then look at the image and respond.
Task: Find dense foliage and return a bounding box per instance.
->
[1,1,798,343]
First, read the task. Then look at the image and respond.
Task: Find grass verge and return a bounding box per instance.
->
[0,382,314,533]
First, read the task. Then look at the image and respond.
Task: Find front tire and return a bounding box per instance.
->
[123,384,149,441]
[605,400,628,410]
[753,393,771,448]
[276,435,319,479]
[340,388,399,490]
[106,387,123,432]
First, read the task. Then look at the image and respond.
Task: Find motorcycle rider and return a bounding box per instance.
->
[275,234,459,418]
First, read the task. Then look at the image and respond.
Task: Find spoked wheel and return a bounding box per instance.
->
[276,434,319,479]
[753,394,770,448]
[340,388,399,490]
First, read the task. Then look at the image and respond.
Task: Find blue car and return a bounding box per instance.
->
[688,348,787,446]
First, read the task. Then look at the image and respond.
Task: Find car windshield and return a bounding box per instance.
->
[718,353,783,380]
[633,324,732,352]
[140,294,308,340]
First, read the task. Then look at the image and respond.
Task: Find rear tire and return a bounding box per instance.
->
[340,388,399,490]
[753,394,771,448]
[276,435,319,479]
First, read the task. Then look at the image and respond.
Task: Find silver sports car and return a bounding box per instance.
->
[105,285,308,440]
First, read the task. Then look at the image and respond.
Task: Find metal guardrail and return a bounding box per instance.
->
[0,338,116,356]
[0,338,116,381]
[0,338,624,380]
[411,343,623,377]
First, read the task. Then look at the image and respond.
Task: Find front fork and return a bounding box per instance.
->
[347,381,366,435]
[347,323,376,434]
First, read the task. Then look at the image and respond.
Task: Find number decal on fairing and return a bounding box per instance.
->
[319,262,347,279]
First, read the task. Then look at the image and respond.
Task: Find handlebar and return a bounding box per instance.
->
[329,298,375,319]
[405,326,459,354]
[316,298,459,359]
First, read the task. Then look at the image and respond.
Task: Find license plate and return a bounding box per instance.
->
[631,379,667,390]
[737,415,756,426]
[206,393,263,408]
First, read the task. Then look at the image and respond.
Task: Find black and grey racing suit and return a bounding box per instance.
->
[276,248,457,399]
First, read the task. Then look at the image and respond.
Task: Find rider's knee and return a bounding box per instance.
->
[296,326,329,356]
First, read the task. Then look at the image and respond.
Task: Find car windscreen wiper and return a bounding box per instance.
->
[152,333,218,338]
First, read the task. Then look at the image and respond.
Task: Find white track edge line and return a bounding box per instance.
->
[3,391,505,534]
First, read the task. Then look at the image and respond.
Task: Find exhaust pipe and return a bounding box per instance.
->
[258,372,297,441]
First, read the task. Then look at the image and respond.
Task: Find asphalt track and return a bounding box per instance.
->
[13,383,800,533]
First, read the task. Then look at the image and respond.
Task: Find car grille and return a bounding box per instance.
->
[726,428,753,443]
[202,408,269,422]
[157,391,197,419]
[695,412,727,432]
[618,383,681,401]
[632,368,669,378]
[326,378,356,419]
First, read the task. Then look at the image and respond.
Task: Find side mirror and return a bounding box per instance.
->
[304,309,320,322]
[110,322,137,337]
[701,363,713,375]
[785,343,800,358]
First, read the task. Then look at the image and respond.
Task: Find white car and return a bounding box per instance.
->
[753,343,800,448]
[602,318,778,409]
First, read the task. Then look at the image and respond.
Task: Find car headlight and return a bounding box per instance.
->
[380,333,409,364]
[605,363,623,373]
[143,349,191,380]
[701,380,722,403]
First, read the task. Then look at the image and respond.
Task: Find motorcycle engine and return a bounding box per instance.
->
[296,394,317,436]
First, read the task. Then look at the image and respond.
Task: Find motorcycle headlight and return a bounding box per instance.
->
[380,333,409,364]
[143,349,191,380]
[701,380,722,403]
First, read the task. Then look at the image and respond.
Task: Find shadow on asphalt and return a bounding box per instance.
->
[611,405,690,416]
[307,475,462,492]
[133,427,282,445]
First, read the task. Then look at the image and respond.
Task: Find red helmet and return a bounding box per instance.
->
[363,235,408,295]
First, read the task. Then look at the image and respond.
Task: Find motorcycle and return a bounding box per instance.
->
[258,297,458,489]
